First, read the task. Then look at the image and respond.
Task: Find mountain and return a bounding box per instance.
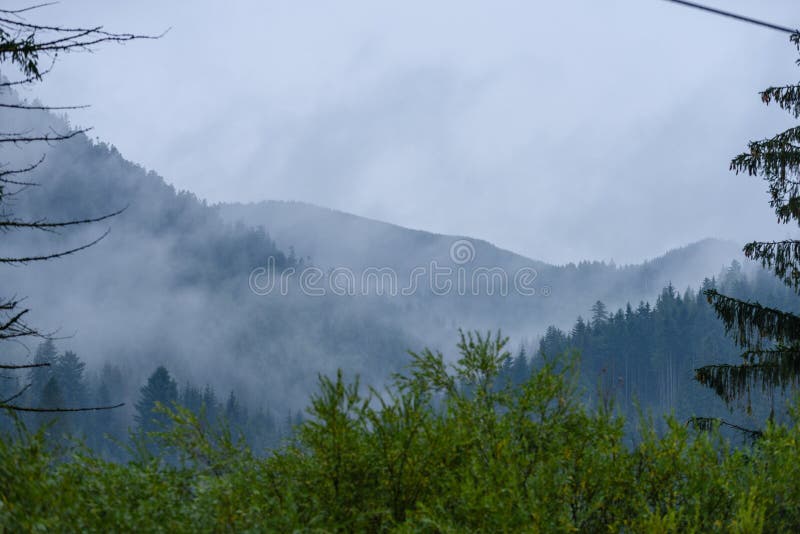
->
[0,98,748,416]
[217,200,550,274]
[219,200,745,329]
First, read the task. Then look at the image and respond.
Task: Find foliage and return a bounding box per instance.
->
[532,265,799,431]
[695,33,800,425]
[1,332,800,531]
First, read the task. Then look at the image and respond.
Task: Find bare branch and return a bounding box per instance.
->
[0,59,54,86]
[0,102,89,111]
[0,382,30,404]
[0,402,125,413]
[0,205,127,231]
[0,4,59,16]
[0,127,89,145]
[0,362,49,370]
[0,154,46,186]
[0,228,110,264]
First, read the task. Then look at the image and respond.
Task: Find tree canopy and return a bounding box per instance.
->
[695,33,800,426]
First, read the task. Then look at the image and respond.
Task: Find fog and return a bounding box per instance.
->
[14,0,799,264]
[0,91,751,414]
[1,1,798,446]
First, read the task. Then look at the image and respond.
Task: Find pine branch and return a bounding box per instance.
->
[761,84,800,119]
[704,289,800,347]
[730,127,800,224]
[695,346,800,405]
[743,239,800,291]
[687,416,762,440]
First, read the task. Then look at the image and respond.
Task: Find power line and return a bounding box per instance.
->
[662,0,798,35]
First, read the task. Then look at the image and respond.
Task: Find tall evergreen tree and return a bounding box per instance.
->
[27,339,57,403]
[509,345,530,386]
[202,384,220,425]
[39,376,69,439]
[90,363,127,455]
[225,390,245,428]
[53,351,87,408]
[134,366,178,434]
[180,382,203,415]
[590,300,609,327]
[40,376,64,410]
[695,33,800,427]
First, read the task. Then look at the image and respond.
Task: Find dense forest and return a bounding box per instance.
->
[530,261,800,431]
[3,3,800,532]
[4,332,800,531]
[3,259,792,461]
[0,339,299,461]
[0,112,744,419]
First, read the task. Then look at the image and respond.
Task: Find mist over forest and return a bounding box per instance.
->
[3,2,800,531]
[0,93,759,424]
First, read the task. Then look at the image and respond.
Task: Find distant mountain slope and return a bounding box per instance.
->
[219,200,744,320]
[1,125,416,411]
[0,94,749,417]
[217,200,549,274]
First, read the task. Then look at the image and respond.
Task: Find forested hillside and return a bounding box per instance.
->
[4,1,800,531]
[0,339,296,460]
[221,200,745,332]
[0,101,420,414]
[0,93,748,424]
[5,332,800,531]
[532,261,800,433]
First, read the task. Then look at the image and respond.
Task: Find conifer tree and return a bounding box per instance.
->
[225,390,245,428]
[90,364,128,453]
[202,384,220,425]
[27,339,57,401]
[53,351,87,408]
[40,376,63,410]
[510,345,530,386]
[590,300,609,327]
[695,33,800,428]
[180,382,203,415]
[134,366,178,434]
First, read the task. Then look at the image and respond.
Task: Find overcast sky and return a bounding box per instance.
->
[17,0,800,264]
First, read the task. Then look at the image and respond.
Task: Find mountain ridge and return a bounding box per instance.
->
[0,100,750,412]
[217,199,741,275]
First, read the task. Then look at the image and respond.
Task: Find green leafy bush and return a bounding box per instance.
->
[1,331,800,532]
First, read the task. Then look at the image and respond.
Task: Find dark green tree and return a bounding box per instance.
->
[695,33,800,430]
[202,384,220,425]
[26,339,57,401]
[590,300,609,327]
[53,351,87,408]
[134,366,178,434]
[180,382,203,415]
[39,376,63,410]
[509,345,531,386]
[225,390,246,428]
[89,363,128,454]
